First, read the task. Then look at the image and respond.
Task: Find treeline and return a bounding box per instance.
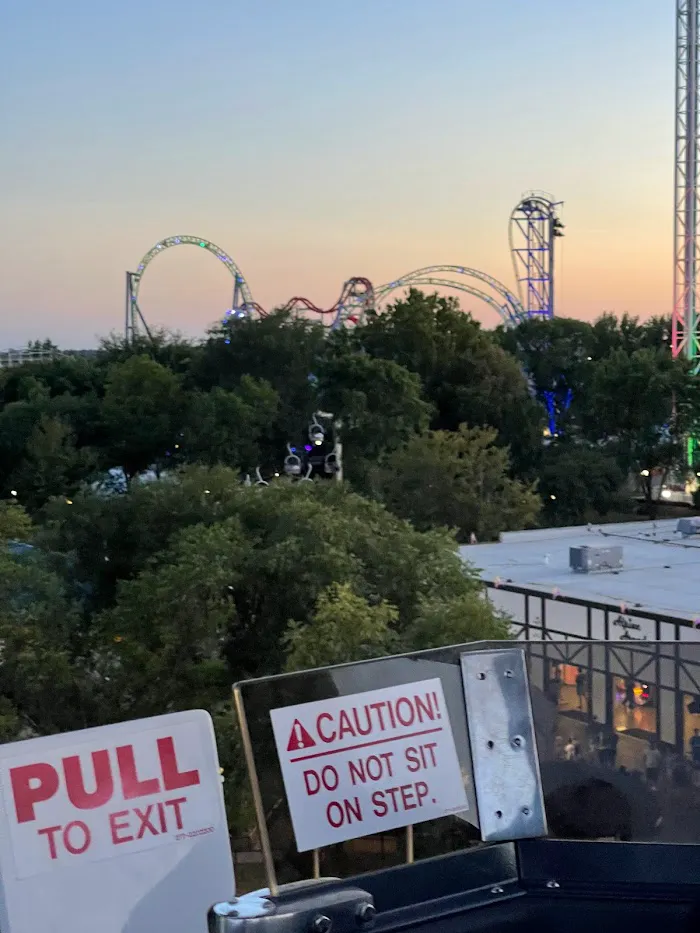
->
[0,290,697,532]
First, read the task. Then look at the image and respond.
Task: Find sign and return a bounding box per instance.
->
[0,710,234,933]
[271,679,468,852]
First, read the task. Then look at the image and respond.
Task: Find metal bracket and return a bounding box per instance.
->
[209,882,375,933]
[460,648,547,842]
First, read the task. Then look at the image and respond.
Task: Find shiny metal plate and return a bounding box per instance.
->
[460,648,547,842]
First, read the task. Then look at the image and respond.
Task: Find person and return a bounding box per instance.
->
[575,668,587,710]
[599,729,618,769]
[689,728,700,767]
[644,742,662,788]
[564,737,577,761]
[624,679,637,710]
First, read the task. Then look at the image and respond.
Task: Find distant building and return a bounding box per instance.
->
[460,518,700,636]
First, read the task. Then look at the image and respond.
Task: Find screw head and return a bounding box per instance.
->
[313,916,332,933]
[357,903,376,925]
[511,736,524,749]
[546,880,560,889]
[491,886,504,895]
[522,806,531,816]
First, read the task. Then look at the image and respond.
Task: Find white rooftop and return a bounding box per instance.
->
[459,518,700,623]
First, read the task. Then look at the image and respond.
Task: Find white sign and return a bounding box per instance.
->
[0,710,234,933]
[270,679,468,852]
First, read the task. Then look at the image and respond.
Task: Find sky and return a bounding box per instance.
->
[0,0,676,348]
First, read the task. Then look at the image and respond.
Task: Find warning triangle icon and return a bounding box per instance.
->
[287,719,317,752]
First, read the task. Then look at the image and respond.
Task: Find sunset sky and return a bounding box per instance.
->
[1,0,675,347]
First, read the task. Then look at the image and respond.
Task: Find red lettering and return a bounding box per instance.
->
[37,824,61,859]
[371,790,388,817]
[135,805,158,839]
[317,713,335,743]
[63,750,113,810]
[304,770,320,795]
[109,809,134,845]
[370,782,430,817]
[338,709,356,740]
[63,820,91,855]
[164,796,187,830]
[11,762,59,823]
[157,737,200,791]
[395,697,415,727]
[327,801,344,827]
[368,702,388,730]
[116,745,160,799]
[157,801,166,832]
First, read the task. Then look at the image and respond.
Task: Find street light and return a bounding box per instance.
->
[315,411,343,483]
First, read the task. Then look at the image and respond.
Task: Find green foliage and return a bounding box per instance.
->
[352,290,545,476]
[401,592,510,650]
[539,444,629,525]
[9,416,95,511]
[372,425,540,542]
[182,377,280,470]
[8,297,696,842]
[284,582,398,671]
[0,501,34,541]
[5,466,508,834]
[102,355,185,479]
[315,351,431,484]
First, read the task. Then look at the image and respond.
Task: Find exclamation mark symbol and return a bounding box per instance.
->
[432,691,442,718]
[286,718,317,751]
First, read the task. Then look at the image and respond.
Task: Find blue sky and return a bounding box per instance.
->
[0,0,675,346]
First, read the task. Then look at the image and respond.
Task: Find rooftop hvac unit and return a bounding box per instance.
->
[677,517,700,537]
[570,545,623,573]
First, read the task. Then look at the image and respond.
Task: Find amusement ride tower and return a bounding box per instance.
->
[508,192,564,318]
[672,0,700,372]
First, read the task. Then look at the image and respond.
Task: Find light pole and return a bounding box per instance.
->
[315,411,343,483]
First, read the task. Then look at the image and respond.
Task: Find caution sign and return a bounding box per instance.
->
[270,679,468,852]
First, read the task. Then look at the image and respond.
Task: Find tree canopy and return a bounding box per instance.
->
[0,293,696,843]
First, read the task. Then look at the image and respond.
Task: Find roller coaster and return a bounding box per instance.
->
[123,198,564,342]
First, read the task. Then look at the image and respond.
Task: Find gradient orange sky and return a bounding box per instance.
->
[0,0,676,347]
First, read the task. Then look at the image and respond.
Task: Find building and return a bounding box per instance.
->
[459,519,700,769]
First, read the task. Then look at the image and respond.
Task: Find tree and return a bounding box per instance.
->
[97,329,200,380]
[496,317,595,437]
[580,348,700,512]
[590,313,670,357]
[195,313,327,459]
[8,416,95,511]
[372,425,540,542]
[35,467,510,838]
[350,290,544,476]
[539,443,630,525]
[94,518,247,720]
[401,591,510,650]
[284,582,398,671]
[101,355,186,480]
[182,377,279,471]
[0,505,99,738]
[314,352,431,485]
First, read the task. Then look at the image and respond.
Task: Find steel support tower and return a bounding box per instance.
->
[509,192,564,318]
[673,0,700,370]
